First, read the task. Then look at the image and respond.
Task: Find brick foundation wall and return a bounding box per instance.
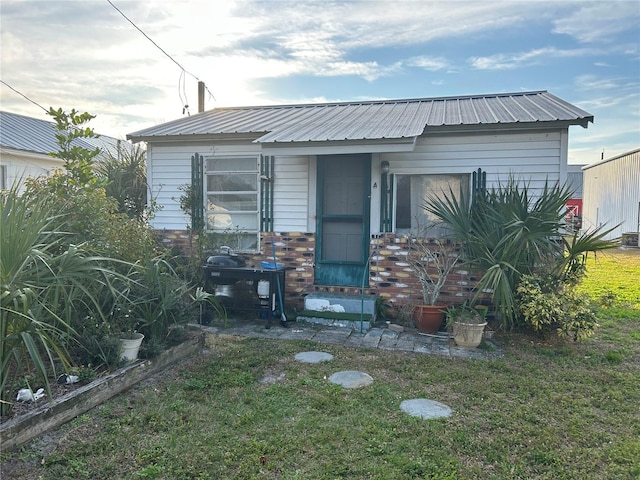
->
[368,234,479,317]
[154,229,483,318]
[154,229,195,255]
[250,232,317,312]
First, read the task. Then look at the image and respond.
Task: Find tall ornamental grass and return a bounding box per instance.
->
[0,184,122,415]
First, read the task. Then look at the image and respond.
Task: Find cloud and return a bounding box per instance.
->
[1,0,561,96]
[189,0,543,77]
[469,46,596,70]
[405,56,449,71]
[1,0,637,158]
[552,1,640,43]
[574,74,640,95]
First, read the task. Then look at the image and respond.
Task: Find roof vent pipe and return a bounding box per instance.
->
[198,81,205,113]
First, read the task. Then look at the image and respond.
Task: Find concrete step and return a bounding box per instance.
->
[297,292,377,331]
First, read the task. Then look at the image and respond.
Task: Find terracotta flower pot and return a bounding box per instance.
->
[413,305,446,334]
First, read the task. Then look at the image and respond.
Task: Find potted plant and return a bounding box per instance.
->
[406,233,461,334]
[445,303,487,348]
[107,306,144,363]
[118,330,145,362]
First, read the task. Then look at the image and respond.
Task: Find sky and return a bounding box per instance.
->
[1,0,639,165]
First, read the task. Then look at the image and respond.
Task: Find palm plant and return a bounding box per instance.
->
[0,184,123,415]
[424,176,618,329]
[95,145,153,222]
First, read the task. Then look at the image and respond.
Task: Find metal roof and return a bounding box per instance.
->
[0,111,130,158]
[127,91,593,144]
[582,147,640,170]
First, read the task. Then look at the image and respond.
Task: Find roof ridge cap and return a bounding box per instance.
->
[210,91,550,111]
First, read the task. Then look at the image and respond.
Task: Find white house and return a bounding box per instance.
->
[582,147,640,243]
[0,111,129,191]
[127,90,593,312]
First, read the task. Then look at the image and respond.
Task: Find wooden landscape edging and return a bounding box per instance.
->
[0,331,204,450]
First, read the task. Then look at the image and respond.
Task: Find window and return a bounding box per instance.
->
[205,155,259,251]
[395,174,470,237]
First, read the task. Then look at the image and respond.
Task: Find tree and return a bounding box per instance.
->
[47,107,102,189]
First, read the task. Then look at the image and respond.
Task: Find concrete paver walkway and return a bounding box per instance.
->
[198,320,501,360]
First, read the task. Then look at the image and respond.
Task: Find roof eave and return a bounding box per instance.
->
[260,137,419,155]
[127,131,265,144]
[421,118,593,135]
[0,145,59,159]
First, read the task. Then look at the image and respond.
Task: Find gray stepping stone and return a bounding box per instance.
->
[294,351,334,363]
[328,370,373,389]
[400,398,452,419]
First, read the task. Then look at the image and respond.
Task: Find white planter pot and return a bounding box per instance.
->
[452,321,487,348]
[119,332,144,362]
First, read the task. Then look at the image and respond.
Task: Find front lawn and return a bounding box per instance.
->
[577,248,640,309]
[2,251,639,480]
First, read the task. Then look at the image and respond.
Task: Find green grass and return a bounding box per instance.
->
[2,251,639,480]
[577,248,640,309]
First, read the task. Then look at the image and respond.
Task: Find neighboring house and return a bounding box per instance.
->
[566,163,586,232]
[582,147,640,243]
[0,111,130,191]
[127,90,593,312]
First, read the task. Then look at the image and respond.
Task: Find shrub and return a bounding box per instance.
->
[1,108,205,413]
[516,275,599,341]
[424,176,618,332]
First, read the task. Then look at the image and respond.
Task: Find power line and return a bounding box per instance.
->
[106,0,216,110]
[0,79,48,112]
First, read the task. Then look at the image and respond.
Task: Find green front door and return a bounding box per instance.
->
[315,154,371,286]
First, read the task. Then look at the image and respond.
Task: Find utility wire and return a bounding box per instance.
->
[179,70,190,116]
[106,0,216,108]
[0,79,117,140]
[0,79,48,112]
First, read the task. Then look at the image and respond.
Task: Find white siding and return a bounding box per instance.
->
[272,155,310,231]
[582,149,640,239]
[147,128,571,234]
[148,141,264,230]
[148,144,202,230]
[148,142,309,232]
[381,130,564,194]
[0,149,62,192]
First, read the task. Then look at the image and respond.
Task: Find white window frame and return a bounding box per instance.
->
[204,154,260,252]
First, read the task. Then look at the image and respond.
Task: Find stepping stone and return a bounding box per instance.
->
[295,351,334,363]
[328,370,373,389]
[400,398,452,419]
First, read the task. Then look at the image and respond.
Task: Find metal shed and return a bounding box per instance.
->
[582,147,640,242]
